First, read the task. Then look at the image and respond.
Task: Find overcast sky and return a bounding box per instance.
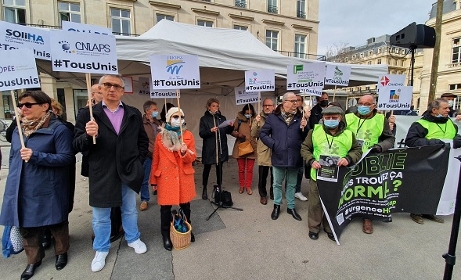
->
[317,0,437,56]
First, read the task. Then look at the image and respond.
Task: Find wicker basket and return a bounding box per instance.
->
[170,221,192,250]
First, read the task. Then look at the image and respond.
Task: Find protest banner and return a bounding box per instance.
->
[377,86,413,110]
[0,20,51,60]
[61,21,111,36]
[0,48,40,151]
[377,74,406,89]
[300,87,323,97]
[234,87,260,105]
[149,54,200,90]
[318,145,451,243]
[324,63,351,86]
[286,62,325,90]
[244,69,275,92]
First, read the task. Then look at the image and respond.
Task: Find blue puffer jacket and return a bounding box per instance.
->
[0,116,75,227]
[259,105,308,168]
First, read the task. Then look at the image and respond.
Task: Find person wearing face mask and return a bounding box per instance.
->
[139,100,161,211]
[405,98,461,224]
[150,107,197,250]
[345,94,395,234]
[231,104,258,195]
[309,92,329,129]
[301,106,362,241]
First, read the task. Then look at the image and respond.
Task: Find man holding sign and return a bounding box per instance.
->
[345,94,395,234]
[73,74,149,272]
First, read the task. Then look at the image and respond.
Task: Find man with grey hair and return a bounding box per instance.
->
[73,74,149,272]
[260,92,308,221]
[406,98,461,224]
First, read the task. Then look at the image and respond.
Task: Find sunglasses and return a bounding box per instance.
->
[102,82,124,90]
[17,102,41,109]
[172,115,185,120]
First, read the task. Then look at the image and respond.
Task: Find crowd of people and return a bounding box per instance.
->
[1,73,461,279]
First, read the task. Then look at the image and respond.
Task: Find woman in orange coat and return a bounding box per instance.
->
[150,107,197,251]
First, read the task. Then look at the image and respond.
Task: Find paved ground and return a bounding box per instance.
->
[0,144,460,280]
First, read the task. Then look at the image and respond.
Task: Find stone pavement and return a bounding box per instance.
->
[0,145,460,280]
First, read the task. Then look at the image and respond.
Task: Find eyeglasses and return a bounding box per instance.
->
[172,115,185,120]
[263,104,273,107]
[285,100,298,103]
[17,102,41,109]
[102,82,124,90]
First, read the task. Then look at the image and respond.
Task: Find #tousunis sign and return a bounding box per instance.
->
[0,20,51,60]
[0,48,40,91]
[50,30,118,74]
[286,62,325,90]
[244,69,275,92]
[324,63,351,86]
[149,54,200,90]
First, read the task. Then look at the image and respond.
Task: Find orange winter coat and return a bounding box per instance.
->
[150,130,197,205]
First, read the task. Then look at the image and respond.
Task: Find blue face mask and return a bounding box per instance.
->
[151,111,158,118]
[324,119,340,129]
[357,106,371,116]
[436,114,443,118]
[244,114,252,119]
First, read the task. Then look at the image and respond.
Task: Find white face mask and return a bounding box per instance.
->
[171,118,184,127]
[448,100,454,107]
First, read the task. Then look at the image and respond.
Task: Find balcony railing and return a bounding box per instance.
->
[448,62,461,68]
[277,50,326,61]
[268,5,278,14]
[235,0,246,8]
[297,10,306,19]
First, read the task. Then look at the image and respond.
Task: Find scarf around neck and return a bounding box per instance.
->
[22,111,52,137]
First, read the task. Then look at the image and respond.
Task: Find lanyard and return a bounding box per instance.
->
[436,123,447,134]
[325,132,334,150]
[356,118,367,134]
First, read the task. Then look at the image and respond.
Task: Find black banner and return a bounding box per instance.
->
[318,145,450,241]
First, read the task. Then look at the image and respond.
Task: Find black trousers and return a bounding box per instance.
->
[203,163,223,187]
[258,165,273,198]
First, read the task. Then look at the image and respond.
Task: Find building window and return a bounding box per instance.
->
[268,0,278,14]
[156,14,174,23]
[235,0,246,8]
[266,30,278,51]
[110,8,131,35]
[453,38,461,63]
[296,0,306,18]
[58,1,81,24]
[294,34,306,58]
[449,84,461,90]
[3,0,26,24]
[234,25,247,31]
[377,48,382,53]
[377,59,381,64]
[367,61,371,65]
[197,20,213,27]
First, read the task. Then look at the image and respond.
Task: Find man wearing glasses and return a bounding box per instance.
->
[345,94,395,235]
[73,74,149,272]
[260,92,308,221]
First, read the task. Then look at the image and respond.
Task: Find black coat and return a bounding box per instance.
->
[73,102,149,208]
[199,111,233,165]
[308,104,325,129]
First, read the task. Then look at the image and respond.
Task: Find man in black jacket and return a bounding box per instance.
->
[309,92,329,128]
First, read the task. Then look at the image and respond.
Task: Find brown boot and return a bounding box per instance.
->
[362,219,373,234]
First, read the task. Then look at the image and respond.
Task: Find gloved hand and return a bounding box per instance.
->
[453,135,461,149]
[370,145,382,153]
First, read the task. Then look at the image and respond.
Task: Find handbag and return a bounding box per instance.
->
[2,226,23,258]
[238,140,254,157]
[213,185,233,207]
[170,209,192,250]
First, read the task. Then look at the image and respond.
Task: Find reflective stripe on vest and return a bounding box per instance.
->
[311,124,353,180]
[345,113,384,152]
[416,119,457,140]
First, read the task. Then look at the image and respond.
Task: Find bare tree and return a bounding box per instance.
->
[325,42,354,63]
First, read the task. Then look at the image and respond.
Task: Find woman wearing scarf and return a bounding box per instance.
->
[150,107,197,251]
[0,91,74,279]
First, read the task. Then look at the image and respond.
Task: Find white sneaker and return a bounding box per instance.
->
[295,192,308,201]
[91,251,109,272]
[128,239,147,254]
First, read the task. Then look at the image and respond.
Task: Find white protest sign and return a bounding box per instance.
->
[49,30,118,74]
[377,74,406,88]
[61,21,111,35]
[150,55,200,89]
[150,90,179,98]
[0,48,40,91]
[286,62,325,90]
[137,76,179,97]
[300,87,323,97]
[244,69,275,92]
[122,76,133,94]
[138,77,151,95]
[325,63,351,86]
[234,87,260,105]
[377,86,413,110]
[0,20,51,60]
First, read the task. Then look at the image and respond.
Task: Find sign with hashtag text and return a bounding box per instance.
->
[0,48,40,91]
[149,54,200,90]
[244,69,274,92]
[49,30,118,74]
[377,85,413,110]
[0,20,51,61]
[234,87,260,105]
[299,87,323,97]
[325,63,351,86]
[286,62,325,90]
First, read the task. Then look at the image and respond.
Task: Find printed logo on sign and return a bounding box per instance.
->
[333,66,343,79]
[59,41,73,53]
[380,76,390,86]
[5,29,45,45]
[166,57,184,75]
[293,65,304,74]
[248,72,258,84]
[389,89,400,102]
